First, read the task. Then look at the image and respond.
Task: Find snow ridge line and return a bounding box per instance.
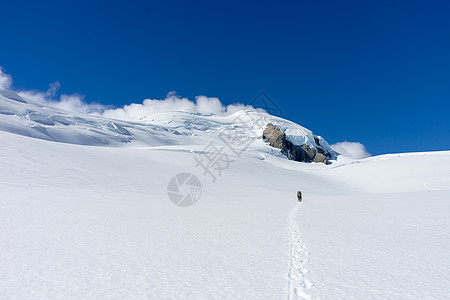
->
[287,205,313,300]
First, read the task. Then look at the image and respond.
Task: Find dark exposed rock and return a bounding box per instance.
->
[314,136,320,146]
[262,123,286,149]
[314,152,328,164]
[301,145,316,160]
[263,123,329,164]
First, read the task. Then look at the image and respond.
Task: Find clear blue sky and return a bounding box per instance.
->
[1,0,449,155]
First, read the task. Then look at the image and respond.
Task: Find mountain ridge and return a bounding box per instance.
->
[0,88,336,162]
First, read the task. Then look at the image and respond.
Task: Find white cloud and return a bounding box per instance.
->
[0,66,105,114]
[330,141,371,159]
[0,67,13,90]
[54,94,105,114]
[0,66,259,118]
[46,81,61,97]
[101,92,254,121]
[18,89,105,114]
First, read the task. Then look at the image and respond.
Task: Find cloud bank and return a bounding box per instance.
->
[0,67,12,90]
[18,89,106,115]
[102,92,252,121]
[1,67,105,114]
[330,142,371,159]
[0,67,254,118]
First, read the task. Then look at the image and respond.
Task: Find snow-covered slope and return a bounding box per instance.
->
[1,89,449,299]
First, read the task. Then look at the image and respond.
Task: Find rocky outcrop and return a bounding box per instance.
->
[262,123,286,149]
[262,123,330,164]
[314,152,328,164]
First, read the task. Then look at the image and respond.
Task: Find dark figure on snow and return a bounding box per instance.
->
[297,191,302,202]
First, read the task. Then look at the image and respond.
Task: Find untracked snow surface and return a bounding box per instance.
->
[1,90,449,299]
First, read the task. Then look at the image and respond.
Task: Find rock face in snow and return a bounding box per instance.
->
[261,123,286,149]
[263,123,330,164]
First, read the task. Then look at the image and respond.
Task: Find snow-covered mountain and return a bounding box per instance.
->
[1,88,449,299]
[0,88,335,163]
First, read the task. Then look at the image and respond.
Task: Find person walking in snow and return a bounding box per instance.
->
[297,191,302,202]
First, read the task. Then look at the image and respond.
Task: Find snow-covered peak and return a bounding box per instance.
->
[0,88,335,157]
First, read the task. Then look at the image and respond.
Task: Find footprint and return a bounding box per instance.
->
[287,205,314,300]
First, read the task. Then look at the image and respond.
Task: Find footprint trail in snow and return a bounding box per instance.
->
[287,204,313,300]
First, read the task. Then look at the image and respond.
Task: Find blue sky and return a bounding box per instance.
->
[1,0,449,155]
